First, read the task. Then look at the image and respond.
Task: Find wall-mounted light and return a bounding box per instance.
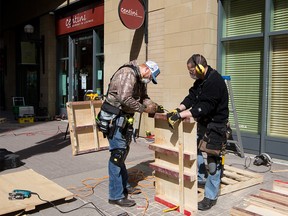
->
[24,24,34,34]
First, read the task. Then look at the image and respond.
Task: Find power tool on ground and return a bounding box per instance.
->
[8,189,32,200]
[253,153,272,167]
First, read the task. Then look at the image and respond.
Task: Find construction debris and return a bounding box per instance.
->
[231,179,288,216]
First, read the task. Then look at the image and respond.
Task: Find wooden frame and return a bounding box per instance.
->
[149,113,197,215]
[66,100,109,155]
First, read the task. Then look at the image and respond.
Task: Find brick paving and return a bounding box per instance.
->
[0,111,287,216]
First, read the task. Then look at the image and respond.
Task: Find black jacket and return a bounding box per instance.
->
[181,66,229,124]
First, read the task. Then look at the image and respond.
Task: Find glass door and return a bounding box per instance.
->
[57,27,104,114]
[72,33,93,101]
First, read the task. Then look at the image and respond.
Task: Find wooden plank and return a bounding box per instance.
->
[155,194,193,216]
[273,180,288,195]
[0,169,74,215]
[232,205,286,216]
[223,170,250,182]
[221,176,239,185]
[245,204,286,216]
[149,162,196,182]
[149,143,197,161]
[219,166,263,195]
[230,179,288,216]
[224,165,263,178]
[231,206,262,216]
[178,121,184,214]
[90,101,99,149]
[248,194,288,214]
[259,189,288,205]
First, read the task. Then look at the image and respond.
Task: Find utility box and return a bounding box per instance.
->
[12,97,34,120]
[18,106,34,117]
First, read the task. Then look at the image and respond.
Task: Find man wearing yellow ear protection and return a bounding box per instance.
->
[167,54,229,211]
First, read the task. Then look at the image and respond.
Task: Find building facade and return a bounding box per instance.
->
[0,0,287,160]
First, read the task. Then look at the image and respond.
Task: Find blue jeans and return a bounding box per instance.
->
[197,150,207,184]
[197,123,222,200]
[198,152,222,200]
[108,118,131,200]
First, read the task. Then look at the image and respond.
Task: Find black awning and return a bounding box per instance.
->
[1,0,66,30]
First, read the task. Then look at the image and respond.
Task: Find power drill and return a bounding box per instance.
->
[9,189,32,200]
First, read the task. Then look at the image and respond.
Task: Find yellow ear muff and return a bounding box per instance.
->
[195,64,205,74]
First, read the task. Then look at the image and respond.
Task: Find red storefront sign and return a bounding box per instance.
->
[56,4,104,35]
[118,0,145,30]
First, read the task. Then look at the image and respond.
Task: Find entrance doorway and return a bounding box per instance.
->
[57,28,104,115]
[73,34,93,101]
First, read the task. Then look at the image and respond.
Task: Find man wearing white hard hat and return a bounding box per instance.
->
[96,60,162,207]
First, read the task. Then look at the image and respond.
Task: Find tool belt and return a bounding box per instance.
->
[96,101,120,138]
[198,122,227,156]
[96,101,134,140]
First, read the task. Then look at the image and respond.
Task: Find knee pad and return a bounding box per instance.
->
[207,156,221,175]
[110,149,127,166]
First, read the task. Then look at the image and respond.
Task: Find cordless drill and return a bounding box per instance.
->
[8,189,32,200]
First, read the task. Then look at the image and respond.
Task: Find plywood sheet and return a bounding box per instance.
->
[0,169,74,215]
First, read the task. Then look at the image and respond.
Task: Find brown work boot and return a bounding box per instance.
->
[108,198,136,207]
[198,197,217,211]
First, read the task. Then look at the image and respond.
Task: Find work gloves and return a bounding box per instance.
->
[156,104,165,113]
[167,108,181,129]
[167,108,180,118]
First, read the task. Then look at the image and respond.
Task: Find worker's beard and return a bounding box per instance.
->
[141,78,151,84]
[190,73,198,80]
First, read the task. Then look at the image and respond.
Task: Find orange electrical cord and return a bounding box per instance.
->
[67,168,155,216]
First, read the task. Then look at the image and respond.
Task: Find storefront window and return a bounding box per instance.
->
[219,0,288,157]
[221,0,265,134]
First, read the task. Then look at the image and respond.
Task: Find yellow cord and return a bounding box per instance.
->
[162,205,179,213]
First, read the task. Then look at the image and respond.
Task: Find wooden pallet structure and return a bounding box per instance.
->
[66,100,109,155]
[0,169,74,215]
[231,180,288,216]
[148,113,197,215]
[198,165,264,201]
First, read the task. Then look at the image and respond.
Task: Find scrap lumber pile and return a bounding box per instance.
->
[231,179,288,216]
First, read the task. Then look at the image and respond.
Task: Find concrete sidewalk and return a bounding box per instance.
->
[0,111,288,216]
